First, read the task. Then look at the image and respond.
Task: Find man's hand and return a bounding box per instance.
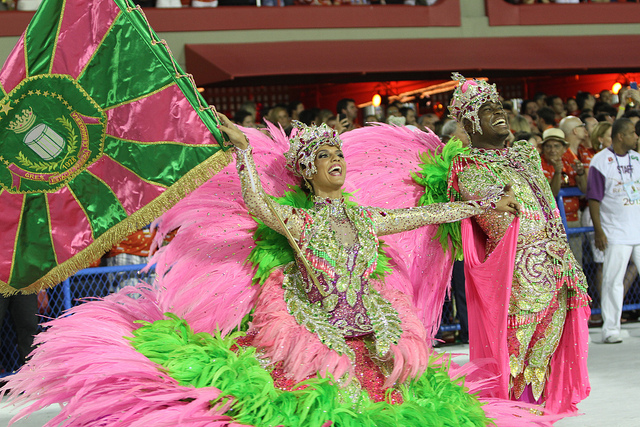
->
[551,157,563,174]
[572,159,585,176]
[335,114,351,134]
[494,186,521,215]
[595,229,608,251]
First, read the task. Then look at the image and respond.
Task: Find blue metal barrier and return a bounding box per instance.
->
[556,187,594,235]
[1,264,154,379]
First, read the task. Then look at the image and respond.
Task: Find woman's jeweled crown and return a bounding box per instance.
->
[284,121,342,178]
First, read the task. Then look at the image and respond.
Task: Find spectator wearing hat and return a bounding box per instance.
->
[540,127,587,263]
[540,128,586,197]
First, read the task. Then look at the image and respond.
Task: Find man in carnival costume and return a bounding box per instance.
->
[445,73,591,414]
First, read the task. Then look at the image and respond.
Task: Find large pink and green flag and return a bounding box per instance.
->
[0,0,231,295]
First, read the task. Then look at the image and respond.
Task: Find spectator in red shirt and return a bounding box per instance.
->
[540,127,587,264]
[560,115,595,172]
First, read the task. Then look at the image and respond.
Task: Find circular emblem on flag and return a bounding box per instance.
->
[0,74,106,194]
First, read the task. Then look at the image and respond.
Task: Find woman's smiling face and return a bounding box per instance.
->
[308,145,346,197]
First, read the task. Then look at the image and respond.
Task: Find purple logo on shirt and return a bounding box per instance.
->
[618,164,634,175]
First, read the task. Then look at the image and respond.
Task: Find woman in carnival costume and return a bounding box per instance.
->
[3,114,556,426]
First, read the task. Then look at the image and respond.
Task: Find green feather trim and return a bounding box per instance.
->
[129,314,491,427]
[411,138,470,261]
[247,186,392,284]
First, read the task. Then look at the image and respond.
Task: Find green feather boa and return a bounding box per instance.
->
[130,314,491,427]
[412,139,469,261]
[247,186,392,284]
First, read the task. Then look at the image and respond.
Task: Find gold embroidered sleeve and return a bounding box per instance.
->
[371,198,499,237]
[235,146,304,239]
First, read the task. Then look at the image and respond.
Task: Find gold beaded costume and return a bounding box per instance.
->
[449,141,590,408]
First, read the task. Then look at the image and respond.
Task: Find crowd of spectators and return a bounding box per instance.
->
[230,97,455,138]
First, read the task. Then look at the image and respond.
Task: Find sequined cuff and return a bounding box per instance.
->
[234,143,252,157]
[235,143,261,195]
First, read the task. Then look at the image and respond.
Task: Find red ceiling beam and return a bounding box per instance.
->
[186,35,640,86]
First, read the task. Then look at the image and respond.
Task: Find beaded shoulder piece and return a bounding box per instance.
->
[412,138,469,260]
[247,186,392,284]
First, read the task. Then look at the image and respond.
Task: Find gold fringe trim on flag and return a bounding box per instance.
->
[0,149,233,296]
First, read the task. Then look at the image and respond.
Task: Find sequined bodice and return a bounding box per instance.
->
[298,197,380,337]
[454,144,563,250]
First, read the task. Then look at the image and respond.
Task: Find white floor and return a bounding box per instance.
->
[2,323,639,426]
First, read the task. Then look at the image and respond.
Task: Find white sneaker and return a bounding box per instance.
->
[603,335,623,344]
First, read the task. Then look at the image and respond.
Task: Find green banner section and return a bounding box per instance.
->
[0,75,107,195]
[67,171,128,238]
[10,193,57,289]
[103,136,221,188]
[24,0,65,76]
[78,13,174,110]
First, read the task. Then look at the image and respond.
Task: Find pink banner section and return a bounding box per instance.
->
[0,191,25,282]
[47,187,93,264]
[0,35,26,94]
[87,155,166,216]
[52,0,121,79]
[105,84,218,146]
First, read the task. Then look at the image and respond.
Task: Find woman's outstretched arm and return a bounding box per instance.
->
[218,114,305,239]
[371,187,519,236]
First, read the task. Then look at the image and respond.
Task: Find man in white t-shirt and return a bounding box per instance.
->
[587,117,640,344]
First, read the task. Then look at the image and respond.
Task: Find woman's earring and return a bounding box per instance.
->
[304,178,313,194]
